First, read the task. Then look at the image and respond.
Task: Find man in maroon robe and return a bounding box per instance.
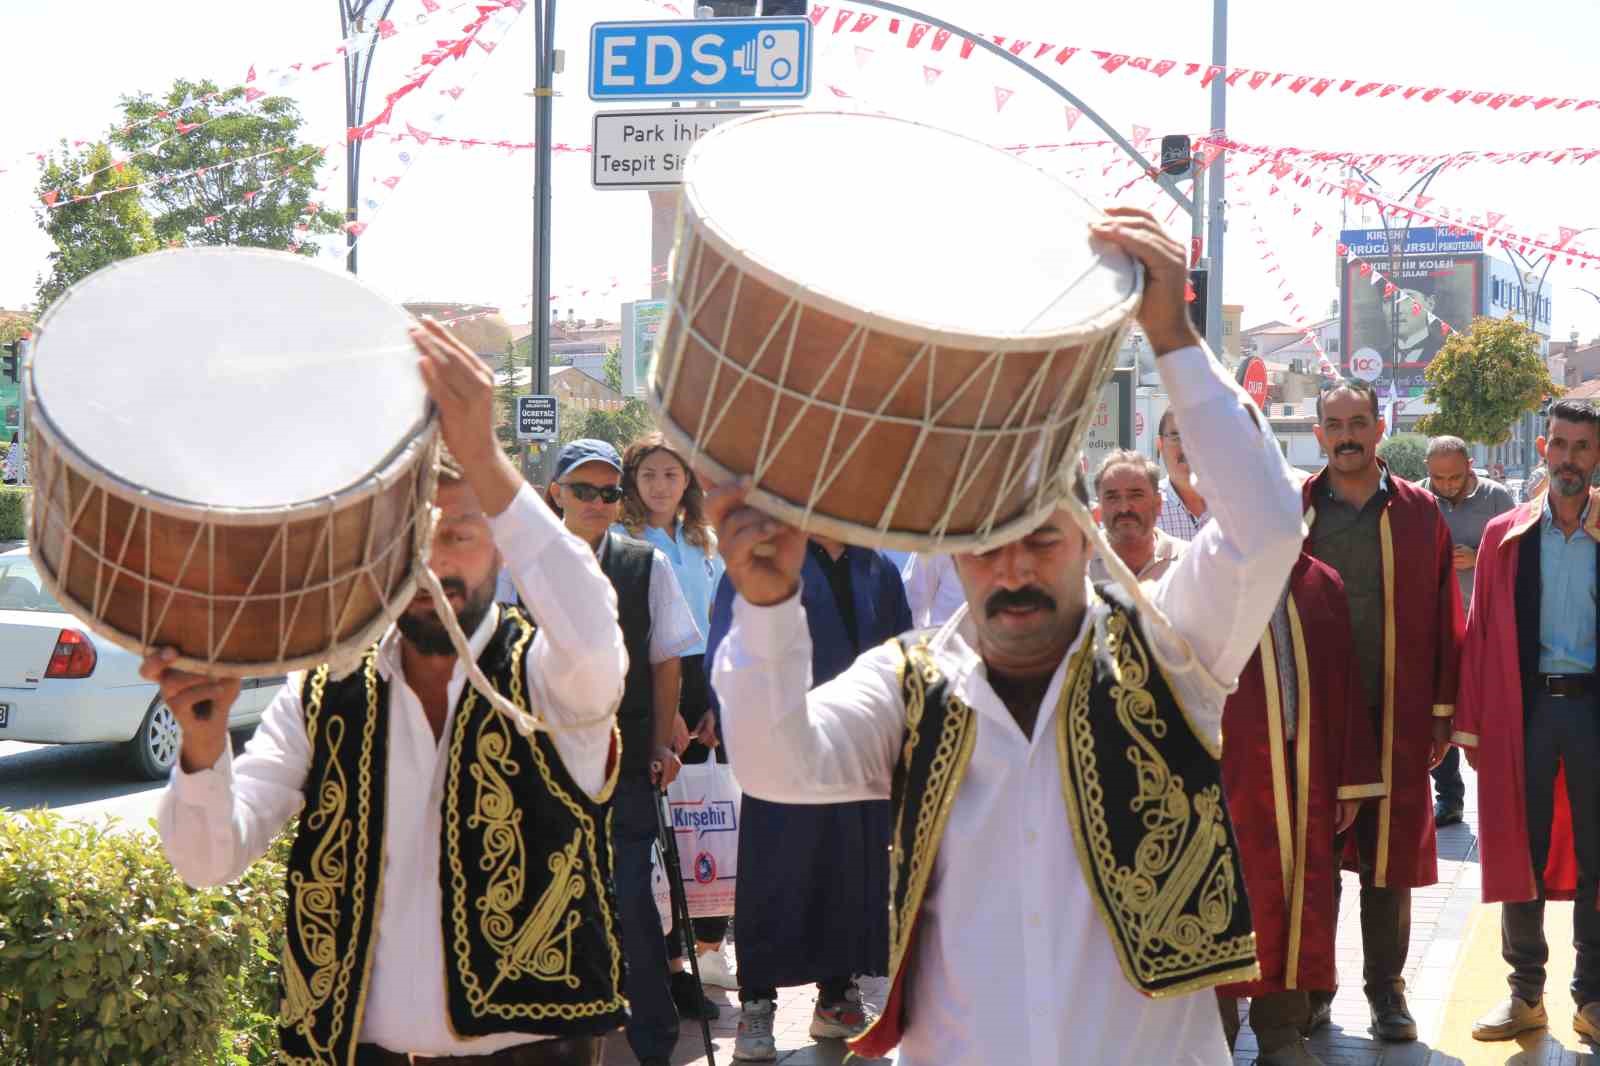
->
[1455,400,1600,1044]
[1217,552,1384,1065]
[1301,379,1463,1042]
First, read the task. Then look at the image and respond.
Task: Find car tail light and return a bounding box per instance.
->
[45,628,97,679]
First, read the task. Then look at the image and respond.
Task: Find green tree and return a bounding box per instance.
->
[0,313,34,346]
[112,79,344,250]
[602,343,624,393]
[494,343,524,462]
[556,396,653,453]
[1418,315,1561,445]
[33,79,343,308]
[1376,432,1429,482]
[33,143,161,309]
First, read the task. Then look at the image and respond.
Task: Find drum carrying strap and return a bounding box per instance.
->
[409,458,617,739]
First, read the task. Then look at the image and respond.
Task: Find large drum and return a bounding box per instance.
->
[26,248,436,676]
[650,110,1141,553]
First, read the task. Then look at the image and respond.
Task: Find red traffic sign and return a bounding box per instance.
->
[1237,357,1268,409]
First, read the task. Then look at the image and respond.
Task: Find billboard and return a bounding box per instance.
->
[620,299,669,397]
[1340,227,1483,397]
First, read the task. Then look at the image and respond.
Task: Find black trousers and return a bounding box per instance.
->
[1432,745,1465,809]
[612,774,680,1059]
[1503,688,1600,1006]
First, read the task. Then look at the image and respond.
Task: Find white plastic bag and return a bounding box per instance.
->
[664,760,741,918]
[649,839,673,932]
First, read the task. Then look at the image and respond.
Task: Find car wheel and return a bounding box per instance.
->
[127,697,182,781]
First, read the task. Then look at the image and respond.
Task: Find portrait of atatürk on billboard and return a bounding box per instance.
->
[1340,227,1483,396]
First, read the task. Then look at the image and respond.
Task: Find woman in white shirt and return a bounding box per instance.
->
[616,431,735,987]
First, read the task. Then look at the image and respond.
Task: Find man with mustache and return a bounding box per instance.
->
[702,208,1306,1066]
[1303,380,1463,1042]
[1156,409,1210,540]
[149,322,629,1065]
[1090,449,1186,584]
[1455,400,1600,1044]
[547,437,715,1066]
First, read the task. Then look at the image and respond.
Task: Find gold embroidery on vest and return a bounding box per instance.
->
[1056,612,1257,997]
[885,642,977,1000]
[277,653,388,1064]
[444,616,626,1022]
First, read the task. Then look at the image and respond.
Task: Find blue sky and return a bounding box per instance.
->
[4,0,1599,343]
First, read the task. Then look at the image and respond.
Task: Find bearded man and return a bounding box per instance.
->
[151,320,628,1066]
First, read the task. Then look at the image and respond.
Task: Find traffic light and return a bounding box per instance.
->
[0,342,18,385]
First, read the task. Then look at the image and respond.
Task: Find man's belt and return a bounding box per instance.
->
[1539,673,1595,699]
[354,1036,602,1066]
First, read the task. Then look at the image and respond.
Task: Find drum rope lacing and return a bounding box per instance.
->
[657,226,1120,552]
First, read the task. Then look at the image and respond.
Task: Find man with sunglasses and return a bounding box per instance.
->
[548,439,712,1066]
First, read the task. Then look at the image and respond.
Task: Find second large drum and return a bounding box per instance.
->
[650,109,1141,553]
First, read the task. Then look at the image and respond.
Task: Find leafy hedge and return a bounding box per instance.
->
[0,811,292,1065]
[0,486,26,541]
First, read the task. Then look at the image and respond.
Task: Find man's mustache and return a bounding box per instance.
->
[1335,442,1363,456]
[1111,511,1144,526]
[985,586,1057,618]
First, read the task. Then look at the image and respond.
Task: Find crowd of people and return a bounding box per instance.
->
[134,211,1600,1066]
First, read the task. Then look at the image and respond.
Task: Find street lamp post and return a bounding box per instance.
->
[529,0,557,483]
[337,0,397,275]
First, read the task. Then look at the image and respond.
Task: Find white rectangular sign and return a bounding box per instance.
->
[592,108,764,190]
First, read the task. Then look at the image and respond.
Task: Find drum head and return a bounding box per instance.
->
[30,248,425,509]
[682,110,1139,345]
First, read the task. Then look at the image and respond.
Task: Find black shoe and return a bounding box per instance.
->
[1369,992,1418,1042]
[671,969,721,1021]
[1302,997,1332,1036]
[1435,801,1464,827]
[639,1059,671,1066]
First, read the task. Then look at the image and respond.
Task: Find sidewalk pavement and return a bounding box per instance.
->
[600,973,894,1065]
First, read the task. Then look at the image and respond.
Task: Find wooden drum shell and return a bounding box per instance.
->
[651,207,1132,552]
[26,396,435,677]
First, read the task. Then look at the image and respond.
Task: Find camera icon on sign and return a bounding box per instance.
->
[733,29,801,88]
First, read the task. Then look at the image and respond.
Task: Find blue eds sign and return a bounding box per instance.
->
[589,18,813,101]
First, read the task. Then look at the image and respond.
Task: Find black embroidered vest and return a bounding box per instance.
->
[853,590,1257,1056]
[277,609,626,1066]
[600,532,656,776]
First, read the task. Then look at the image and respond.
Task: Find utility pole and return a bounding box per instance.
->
[1204,0,1226,357]
[530,0,557,483]
[337,0,397,274]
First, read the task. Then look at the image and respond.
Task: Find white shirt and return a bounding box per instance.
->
[713,345,1303,1066]
[608,537,702,664]
[900,552,965,629]
[158,483,625,1056]
[1087,525,1188,585]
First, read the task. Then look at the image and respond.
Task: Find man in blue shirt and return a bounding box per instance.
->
[1456,400,1600,1044]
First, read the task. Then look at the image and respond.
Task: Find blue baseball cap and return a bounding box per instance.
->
[554,438,623,481]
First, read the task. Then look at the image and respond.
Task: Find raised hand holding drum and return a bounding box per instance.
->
[26,248,437,677]
[650,110,1141,553]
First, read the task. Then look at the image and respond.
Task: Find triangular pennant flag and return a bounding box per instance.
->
[931,28,951,51]
[907,22,930,47]
[246,65,257,83]
[1560,226,1580,246]
[1064,106,1081,130]
[922,65,942,85]
[994,86,1014,111]
[851,13,876,31]
[854,46,873,68]
[832,8,854,33]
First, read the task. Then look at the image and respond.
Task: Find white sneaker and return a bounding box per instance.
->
[734,998,777,1061]
[697,945,739,989]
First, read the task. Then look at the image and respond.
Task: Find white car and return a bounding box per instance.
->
[0,547,281,779]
